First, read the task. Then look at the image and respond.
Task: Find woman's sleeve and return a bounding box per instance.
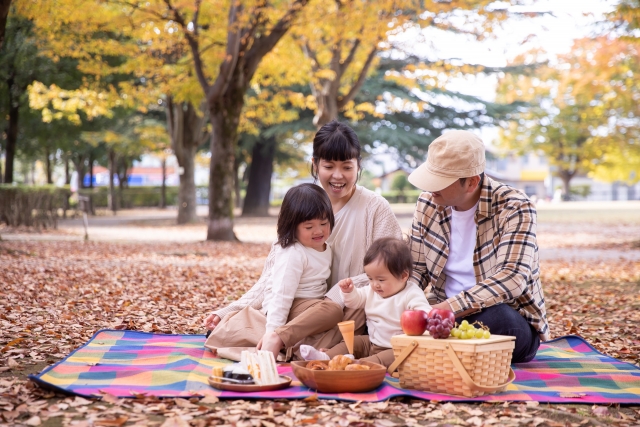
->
[212,242,277,319]
[265,245,306,333]
[369,196,403,244]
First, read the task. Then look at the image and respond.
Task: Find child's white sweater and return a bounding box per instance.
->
[262,242,332,333]
[342,284,431,348]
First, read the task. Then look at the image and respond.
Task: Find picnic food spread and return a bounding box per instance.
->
[212,350,281,386]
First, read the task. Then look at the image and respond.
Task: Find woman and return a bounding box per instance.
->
[204,120,402,359]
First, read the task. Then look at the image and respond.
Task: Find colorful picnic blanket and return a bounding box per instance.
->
[29,329,640,403]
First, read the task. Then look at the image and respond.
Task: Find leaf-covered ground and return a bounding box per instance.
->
[1,221,640,426]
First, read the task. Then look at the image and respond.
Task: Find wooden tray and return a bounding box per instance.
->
[207,375,292,392]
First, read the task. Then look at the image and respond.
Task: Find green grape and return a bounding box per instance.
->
[483,330,491,339]
[460,320,469,331]
[451,328,461,338]
[467,326,476,336]
[474,329,484,339]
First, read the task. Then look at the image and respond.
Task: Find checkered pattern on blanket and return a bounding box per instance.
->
[30,330,640,403]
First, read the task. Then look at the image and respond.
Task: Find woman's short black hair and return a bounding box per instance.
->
[311,120,362,180]
[277,183,335,248]
[363,237,413,279]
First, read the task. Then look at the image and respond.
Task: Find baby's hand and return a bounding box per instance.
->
[338,278,354,293]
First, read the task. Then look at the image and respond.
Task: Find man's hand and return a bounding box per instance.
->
[432,301,453,312]
[204,313,221,330]
[338,278,354,293]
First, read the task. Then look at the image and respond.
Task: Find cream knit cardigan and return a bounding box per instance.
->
[213,186,402,319]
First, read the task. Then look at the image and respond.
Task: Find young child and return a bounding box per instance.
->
[301,237,432,367]
[204,183,343,359]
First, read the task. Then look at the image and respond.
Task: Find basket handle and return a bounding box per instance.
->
[387,340,418,375]
[444,344,515,393]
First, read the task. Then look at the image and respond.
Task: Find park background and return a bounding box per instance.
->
[1,0,640,426]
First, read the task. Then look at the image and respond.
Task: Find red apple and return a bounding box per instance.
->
[427,308,456,325]
[401,310,428,336]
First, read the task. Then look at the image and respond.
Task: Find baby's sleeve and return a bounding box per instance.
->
[342,286,368,310]
[406,285,432,313]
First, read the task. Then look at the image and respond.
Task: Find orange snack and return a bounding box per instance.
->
[345,364,370,371]
[306,361,327,371]
[327,355,353,371]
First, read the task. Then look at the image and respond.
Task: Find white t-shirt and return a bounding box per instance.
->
[262,242,332,333]
[443,202,478,298]
[342,284,432,348]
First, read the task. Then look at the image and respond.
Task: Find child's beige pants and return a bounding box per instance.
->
[204,298,343,357]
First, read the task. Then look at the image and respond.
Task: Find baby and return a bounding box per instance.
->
[301,237,432,367]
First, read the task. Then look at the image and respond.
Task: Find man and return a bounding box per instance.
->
[407,130,548,363]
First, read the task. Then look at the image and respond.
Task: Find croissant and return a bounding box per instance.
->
[306,360,327,371]
[327,355,353,371]
[345,364,370,371]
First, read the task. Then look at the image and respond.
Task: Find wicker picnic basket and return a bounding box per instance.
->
[389,334,516,397]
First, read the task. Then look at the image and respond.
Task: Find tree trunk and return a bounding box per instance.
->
[108,149,117,213]
[0,146,3,183]
[177,146,197,223]
[160,157,166,209]
[3,101,18,184]
[88,154,94,188]
[167,97,206,224]
[557,170,574,201]
[45,147,53,184]
[242,135,276,217]
[0,0,11,50]
[64,154,70,185]
[207,99,242,241]
[234,156,242,209]
[71,155,86,189]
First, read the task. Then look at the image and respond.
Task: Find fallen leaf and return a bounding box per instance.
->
[94,416,129,427]
[591,406,610,417]
[160,417,190,427]
[302,394,318,402]
[69,397,93,407]
[200,395,219,404]
[24,416,41,426]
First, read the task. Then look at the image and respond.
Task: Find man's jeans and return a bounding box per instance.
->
[458,304,540,363]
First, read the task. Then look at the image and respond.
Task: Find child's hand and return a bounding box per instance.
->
[204,313,221,330]
[338,278,354,293]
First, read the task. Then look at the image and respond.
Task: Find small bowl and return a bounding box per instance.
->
[290,360,387,393]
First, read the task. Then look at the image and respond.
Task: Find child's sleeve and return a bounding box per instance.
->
[265,246,305,333]
[341,286,368,310]
[406,285,432,313]
[213,241,277,319]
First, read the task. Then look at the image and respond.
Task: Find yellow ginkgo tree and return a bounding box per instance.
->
[498,37,640,198]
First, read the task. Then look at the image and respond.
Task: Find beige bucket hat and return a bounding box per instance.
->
[408,130,486,192]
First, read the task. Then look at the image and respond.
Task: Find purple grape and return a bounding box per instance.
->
[434,314,442,320]
[436,324,443,333]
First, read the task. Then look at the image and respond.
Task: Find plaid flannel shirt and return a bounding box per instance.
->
[408,175,549,341]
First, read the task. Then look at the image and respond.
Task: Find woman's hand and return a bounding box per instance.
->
[203,313,221,330]
[338,278,354,293]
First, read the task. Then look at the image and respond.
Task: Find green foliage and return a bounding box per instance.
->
[78,186,181,209]
[381,189,422,204]
[391,174,410,192]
